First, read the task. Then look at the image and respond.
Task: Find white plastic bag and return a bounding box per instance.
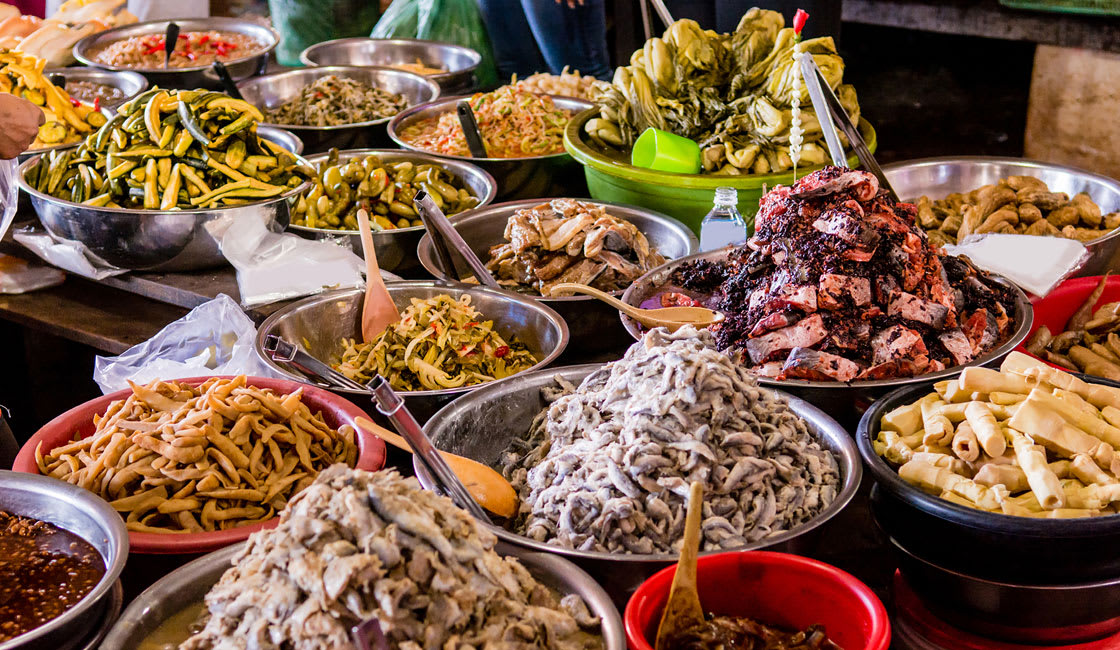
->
[13,225,128,280]
[944,234,1091,297]
[0,158,17,242]
[93,293,283,394]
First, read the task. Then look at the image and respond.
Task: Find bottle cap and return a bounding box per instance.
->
[714,186,737,207]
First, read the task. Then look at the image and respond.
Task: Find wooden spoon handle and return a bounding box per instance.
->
[356,209,381,282]
[355,416,411,453]
[550,283,632,312]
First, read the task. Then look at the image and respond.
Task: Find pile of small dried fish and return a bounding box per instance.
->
[486,199,665,295]
[918,176,1120,246]
[182,466,603,650]
[1026,273,1120,380]
[585,10,861,175]
[501,327,840,554]
[510,66,597,100]
[263,75,408,127]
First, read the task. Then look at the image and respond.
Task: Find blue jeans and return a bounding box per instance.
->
[478,0,612,81]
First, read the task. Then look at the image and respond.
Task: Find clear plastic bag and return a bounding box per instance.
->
[0,158,17,242]
[371,0,498,88]
[944,233,1091,297]
[93,293,283,394]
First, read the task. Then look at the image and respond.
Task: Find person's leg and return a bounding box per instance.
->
[477,0,549,79]
[520,0,612,80]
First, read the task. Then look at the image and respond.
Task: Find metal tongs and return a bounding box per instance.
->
[798,54,898,202]
[261,335,492,525]
[413,190,501,289]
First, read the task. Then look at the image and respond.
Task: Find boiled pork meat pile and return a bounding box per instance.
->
[673,166,1018,381]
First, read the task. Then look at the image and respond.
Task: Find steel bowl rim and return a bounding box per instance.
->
[238,65,440,132]
[72,17,279,74]
[619,248,1034,390]
[563,107,876,186]
[420,362,863,563]
[288,147,498,236]
[883,155,1120,247]
[17,152,311,217]
[254,282,571,398]
[298,36,483,82]
[416,197,699,303]
[44,67,149,106]
[858,380,1120,536]
[102,536,625,650]
[0,470,129,650]
[388,94,593,164]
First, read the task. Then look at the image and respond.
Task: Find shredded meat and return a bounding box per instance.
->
[180,467,602,650]
[501,327,840,555]
[671,166,1018,381]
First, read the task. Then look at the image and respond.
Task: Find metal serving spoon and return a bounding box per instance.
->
[163,22,179,69]
[548,282,724,332]
[655,481,705,650]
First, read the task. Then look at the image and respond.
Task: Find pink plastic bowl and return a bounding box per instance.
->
[13,376,386,554]
[625,551,891,650]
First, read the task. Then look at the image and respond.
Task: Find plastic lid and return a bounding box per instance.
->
[714,187,737,206]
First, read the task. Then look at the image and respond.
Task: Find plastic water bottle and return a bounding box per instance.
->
[699,187,747,251]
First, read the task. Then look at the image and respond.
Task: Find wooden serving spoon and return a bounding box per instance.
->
[548,283,724,332]
[655,481,706,650]
[355,416,518,518]
[356,209,401,342]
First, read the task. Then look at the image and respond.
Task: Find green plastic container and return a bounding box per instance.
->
[564,109,878,235]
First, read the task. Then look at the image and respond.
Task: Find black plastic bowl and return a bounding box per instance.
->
[857,379,1120,585]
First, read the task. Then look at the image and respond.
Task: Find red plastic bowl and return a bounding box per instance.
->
[1016,275,1120,371]
[13,376,386,555]
[625,551,891,650]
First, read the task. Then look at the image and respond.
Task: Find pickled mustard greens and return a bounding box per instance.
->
[334,294,537,391]
[292,149,480,231]
[585,10,861,175]
[262,75,408,127]
[25,88,314,209]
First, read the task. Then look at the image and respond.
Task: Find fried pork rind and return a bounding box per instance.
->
[35,376,358,533]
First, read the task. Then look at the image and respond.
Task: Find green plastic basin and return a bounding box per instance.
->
[564,108,878,235]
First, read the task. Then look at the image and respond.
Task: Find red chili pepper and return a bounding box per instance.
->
[792,9,809,34]
[93,97,100,111]
[199,34,209,44]
[178,34,188,39]
[464,321,477,328]
[494,345,510,358]
[69,96,80,107]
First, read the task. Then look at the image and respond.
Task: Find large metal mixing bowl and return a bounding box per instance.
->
[300,37,481,95]
[45,67,148,109]
[0,470,128,650]
[73,18,277,89]
[254,283,569,422]
[884,156,1120,278]
[100,537,625,649]
[17,129,307,272]
[288,149,496,276]
[419,364,862,605]
[619,248,1033,424]
[238,66,440,154]
[388,95,594,200]
[416,199,698,355]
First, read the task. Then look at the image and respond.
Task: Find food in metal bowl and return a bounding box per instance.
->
[179,466,605,649]
[64,79,125,105]
[873,351,1120,519]
[34,376,358,534]
[486,199,666,295]
[262,74,408,127]
[1,49,108,148]
[501,326,840,554]
[86,30,266,68]
[399,85,572,158]
[334,294,537,391]
[390,59,446,76]
[292,149,479,231]
[509,66,598,100]
[661,166,1019,381]
[0,511,105,642]
[917,175,1120,246]
[25,88,312,209]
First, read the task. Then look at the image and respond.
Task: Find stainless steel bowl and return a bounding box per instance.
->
[257,124,305,155]
[73,17,278,89]
[388,95,594,200]
[238,66,440,154]
[288,149,496,275]
[45,67,148,109]
[300,37,482,95]
[417,199,698,355]
[620,248,1033,424]
[884,156,1120,278]
[100,536,625,649]
[0,470,129,650]
[17,139,309,272]
[419,364,862,605]
[255,283,570,422]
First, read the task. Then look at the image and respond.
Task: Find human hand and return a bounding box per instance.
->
[0,94,43,159]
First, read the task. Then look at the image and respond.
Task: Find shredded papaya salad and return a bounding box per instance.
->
[334,294,538,391]
[399,86,571,158]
